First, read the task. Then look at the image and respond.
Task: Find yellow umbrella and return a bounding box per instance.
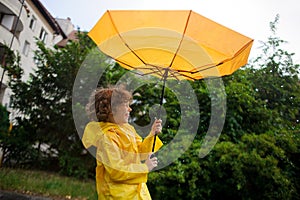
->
[88,10,253,150]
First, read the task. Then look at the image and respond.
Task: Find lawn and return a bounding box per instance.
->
[0,167,97,200]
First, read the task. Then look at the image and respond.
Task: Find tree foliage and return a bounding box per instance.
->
[0,104,10,166]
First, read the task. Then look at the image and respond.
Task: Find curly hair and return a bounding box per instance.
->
[86,86,132,122]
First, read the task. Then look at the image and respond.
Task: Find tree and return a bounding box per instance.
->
[4,32,98,177]
[247,14,300,198]
[248,14,300,129]
[0,104,10,167]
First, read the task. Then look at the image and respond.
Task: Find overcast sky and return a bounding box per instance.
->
[39,0,300,63]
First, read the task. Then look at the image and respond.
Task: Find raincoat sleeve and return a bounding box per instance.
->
[139,134,163,160]
[97,131,149,184]
[127,124,163,160]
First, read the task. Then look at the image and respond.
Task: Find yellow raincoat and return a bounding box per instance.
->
[82,122,163,200]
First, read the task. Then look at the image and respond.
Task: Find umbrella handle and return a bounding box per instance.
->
[151,116,160,153]
[151,135,157,152]
[150,134,157,159]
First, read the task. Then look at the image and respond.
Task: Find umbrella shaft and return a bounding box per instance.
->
[157,69,168,118]
[152,69,169,153]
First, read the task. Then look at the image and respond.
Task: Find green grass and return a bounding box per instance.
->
[0,167,97,200]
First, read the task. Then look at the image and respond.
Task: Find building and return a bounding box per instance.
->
[0,0,74,107]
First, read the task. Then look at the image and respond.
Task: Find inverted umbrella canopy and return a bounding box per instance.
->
[88,10,253,80]
[88,10,253,152]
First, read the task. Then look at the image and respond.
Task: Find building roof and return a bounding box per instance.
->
[31,0,67,39]
[56,30,78,47]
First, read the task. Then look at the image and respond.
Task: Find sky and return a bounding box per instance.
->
[39,0,300,63]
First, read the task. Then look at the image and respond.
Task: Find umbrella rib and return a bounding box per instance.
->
[189,40,254,74]
[107,11,147,66]
[144,63,165,76]
[140,68,165,77]
[175,71,197,80]
[104,47,165,77]
[168,10,192,68]
[107,55,135,70]
[167,70,181,81]
[175,60,223,75]
[178,64,217,74]
[112,56,166,77]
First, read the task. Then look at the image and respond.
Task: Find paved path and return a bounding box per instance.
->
[0,190,52,200]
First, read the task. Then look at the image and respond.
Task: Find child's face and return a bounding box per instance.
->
[112,102,132,124]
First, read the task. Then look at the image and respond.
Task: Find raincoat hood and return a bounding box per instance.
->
[82,121,114,149]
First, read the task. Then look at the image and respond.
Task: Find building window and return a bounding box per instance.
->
[29,15,36,30]
[0,14,15,31]
[0,13,23,38]
[22,41,30,56]
[39,28,48,42]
